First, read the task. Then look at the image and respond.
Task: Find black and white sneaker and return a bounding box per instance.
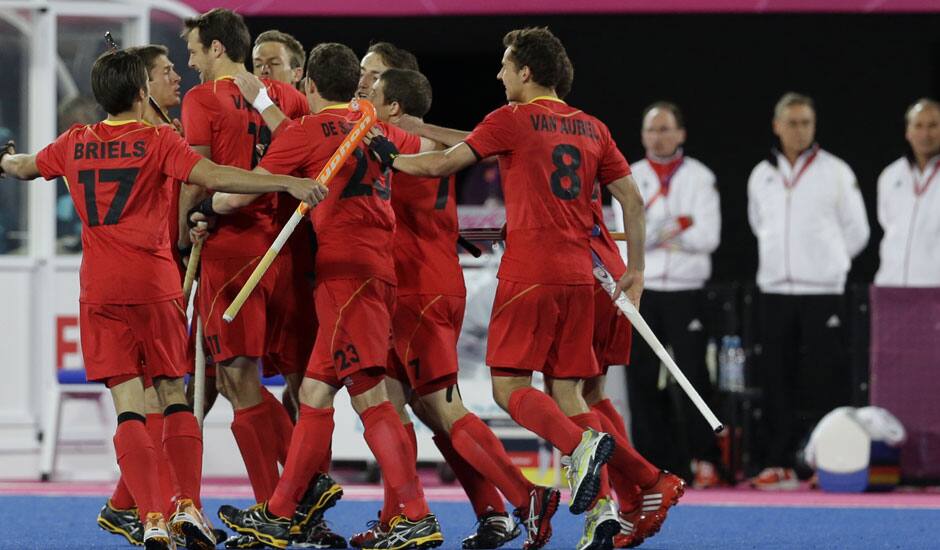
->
[462,512,520,549]
[97,500,144,546]
[218,503,290,549]
[363,513,444,550]
[292,519,348,548]
[291,473,344,537]
[225,534,264,548]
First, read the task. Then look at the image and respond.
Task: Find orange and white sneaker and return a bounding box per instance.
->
[692,460,722,489]
[632,471,686,543]
[168,498,216,550]
[750,467,799,490]
[143,512,175,550]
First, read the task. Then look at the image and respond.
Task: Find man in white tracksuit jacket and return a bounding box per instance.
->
[875,98,940,287]
[747,92,870,489]
[613,101,722,487]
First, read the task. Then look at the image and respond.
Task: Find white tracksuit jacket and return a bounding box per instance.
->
[613,155,721,291]
[748,145,870,295]
[874,154,940,287]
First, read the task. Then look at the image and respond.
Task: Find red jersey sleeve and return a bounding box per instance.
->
[598,129,631,185]
[35,126,77,180]
[464,105,518,159]
[269,81,310,119]
[259,119,311,176]
[156,126,202,182]
[181,87,217,147]
[382,122,421,155]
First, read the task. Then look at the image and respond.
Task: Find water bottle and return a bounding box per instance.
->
[719,335,746,392]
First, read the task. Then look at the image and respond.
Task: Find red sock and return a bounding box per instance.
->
[268,406,334,519]
[113,419,163,519]
[145,413,175,515]
[232,402,279,503]
[593,411,660,488]
[261,387,293,466]
[450,413,533,508]
[592,399,629,440]
[163,411,203,508]
[432,433,506,517]
[591,408,642,510]
[361,403,429,521]
[381,421,418,525]
[318,442,332,474]
[109,479,135,511]
[569,412,611,500]
[507,388,583,454]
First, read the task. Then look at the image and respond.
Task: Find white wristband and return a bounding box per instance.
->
[252,87,275,113]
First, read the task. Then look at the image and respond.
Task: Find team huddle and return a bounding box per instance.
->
[0,7,685,550]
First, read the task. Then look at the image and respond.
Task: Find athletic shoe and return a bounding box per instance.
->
[750,467,799,490]
[611,507,642,549]
[224,534,264,548]
[632,471,686,542]
[461,512,520,549]
[292,519,348,548]
[565,429,615,514]
[97,499,144,546]
[143,512,175,550]
[362,513,444,550]
[213,528,230,546]
[350,514,388,549]
[218,502,290,549]
[513,486,561,550]
[168,498,216,550]
[691,459,722,489]
[577,497,620,550]
[290,472,344,537]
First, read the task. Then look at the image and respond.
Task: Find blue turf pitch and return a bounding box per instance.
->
[2,496,937,549]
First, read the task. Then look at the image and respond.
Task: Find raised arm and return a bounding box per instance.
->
[607,174,646,307]
[394,114,470,148]
[234,72,288,133]
[0,144,40,180]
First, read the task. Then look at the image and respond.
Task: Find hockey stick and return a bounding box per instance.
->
[591,252,723,433]
[459,227,634,243]
[223,99,378,323]
[104,32,172,124]
[193,315,206,428]
[182,238,202,305]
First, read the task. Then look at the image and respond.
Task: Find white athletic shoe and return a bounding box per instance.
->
[576,497,620,550]
[565,428,615,515]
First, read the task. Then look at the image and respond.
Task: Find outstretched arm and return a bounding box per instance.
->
[0,143,40,180]
[390,141,478,177]
[393,114,470,148]
[234,72,288,133]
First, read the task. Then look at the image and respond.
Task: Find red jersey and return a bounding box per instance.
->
[35,120,201,304]
[590,182,627,280]
[182,77,309,259]
[464,97,630,284]
[391,170,465,297]
[259,108,420,284]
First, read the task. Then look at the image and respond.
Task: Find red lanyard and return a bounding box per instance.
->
[780,145,820,190]
[645,157,684,211]
[911,158,940,196]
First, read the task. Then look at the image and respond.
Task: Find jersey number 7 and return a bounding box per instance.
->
[77,168,140,226]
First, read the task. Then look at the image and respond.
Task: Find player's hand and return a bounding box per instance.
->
[390,113,422,133]
[234,72,264,103]
[363,126,386,146]
[0,140,15,176]
[289,178,329,206]
[187,197,218,232]
[189,220,209,245]
[368,134,400,171]
[613,267,644,312]
[171,118,184,137]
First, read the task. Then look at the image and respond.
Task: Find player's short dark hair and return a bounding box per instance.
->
[255,30,306,70]
[366,42,419,71]
[502,27,570,91]
[182,8,251,63]
[378,69,432,118]
[642,101,685,129]
[126,45,169,77]
[774,92,814,119]
[556,55,574,100]
[91,50,148,116]
[306,43,360,102]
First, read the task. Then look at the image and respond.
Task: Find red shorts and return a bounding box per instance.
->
[389,294,464,395]
[592,281,633,373]
[80,299,189,383]
[197,254,293,366]
[486,281,600,379]
[306,278,395,388]
[263,254,317,378]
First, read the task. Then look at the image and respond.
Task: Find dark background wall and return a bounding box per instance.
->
[245,14,940,284]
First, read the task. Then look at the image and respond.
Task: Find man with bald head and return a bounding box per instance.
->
[612,101,721,489]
